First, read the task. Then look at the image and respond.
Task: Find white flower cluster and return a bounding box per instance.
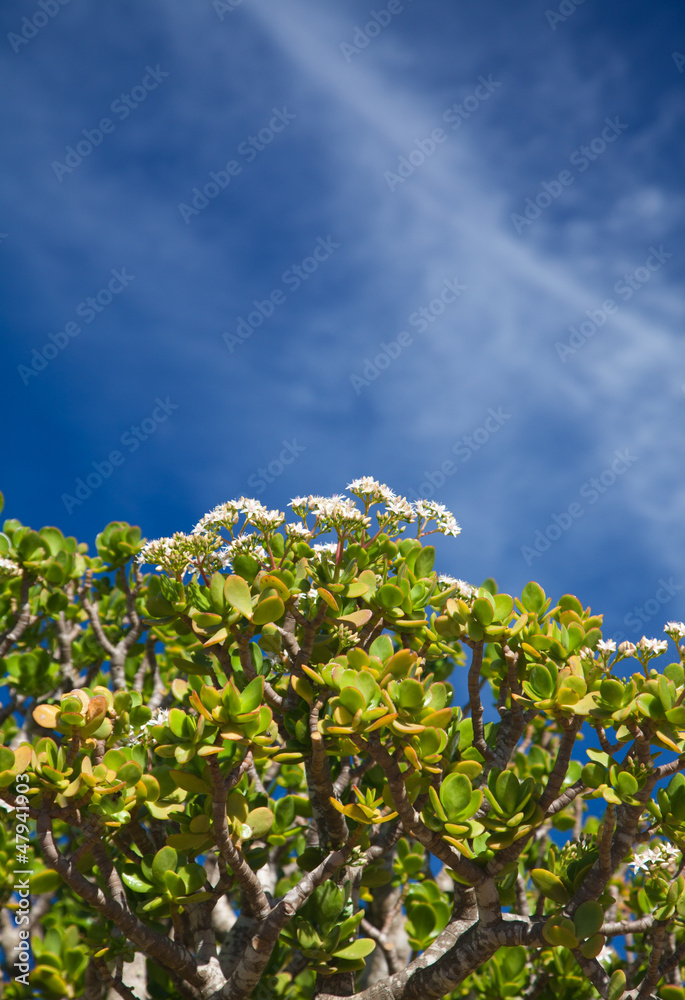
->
[122,708,169,747]
[637,636,668,656]
[596,639,616,654]
[665,621,685,640]
[137,532,223,578]
[285,522,313,542]
[219,535,268,566]
[192,500,243,535]
[291,480,460,539]
[413,500,461,537]
[289,495,372,533]
[346,477,396,505]
[376,495,416,533]
[0,556,21,579]
[315,496,371,530]
[194,499,285,536]
[143,480,463,580]
[311,541,339,557]
[585,637,671,663]
[629,842,680,874]
[438,575,477,600]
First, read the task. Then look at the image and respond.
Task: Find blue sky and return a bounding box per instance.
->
[1,0,684,645]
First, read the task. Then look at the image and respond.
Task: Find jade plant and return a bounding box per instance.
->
[1,480,685,1000]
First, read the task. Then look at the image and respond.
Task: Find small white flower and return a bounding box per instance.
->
[629,851,653,873]
[192,500,242,535]
[630,843,680,874]
[385,496,415,521]
[438,576,477,600]
[248,508,286,531]
[286,522,313,540]
[413,500,461,537]
[293,586,320,603]
[312,541,338,556]
[347,477,396,505]
[288,496,316,516]
[0,556,21,579]
[637,636,668,655]
[597,639,617,653]
[235,497,267,517]
[579,646,596,661]
[618,641,636,656]
[437,514,461,537]
[413,500,445,520]
[664,621,685,639]
[145,708,169,729]
[122,708,170,746]
[222,536,268,564]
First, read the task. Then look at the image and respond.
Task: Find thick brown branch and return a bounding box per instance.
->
[467,640,494,762]
[636,920,668,1000]
[206,756,271,921]
[294,603,328,672]
[80,570,145,689]
[216,845,353,1000]
[93,955,142,1000]
[602,915,654,936]
[571,949,610,998]
[654,755,685,780]
[36,809,200,987]
[0,573,34,657]
[539,718,583,813]
[546,779,585,816]
[318,916,540,1000]
[306,697,349,848]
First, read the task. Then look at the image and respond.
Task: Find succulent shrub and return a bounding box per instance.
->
[1,480,685,1000]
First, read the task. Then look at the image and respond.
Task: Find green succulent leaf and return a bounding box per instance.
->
[224,574,254,618]
[531,869,570,905]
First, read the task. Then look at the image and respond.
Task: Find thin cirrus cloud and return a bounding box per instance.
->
[235,1,684,597]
